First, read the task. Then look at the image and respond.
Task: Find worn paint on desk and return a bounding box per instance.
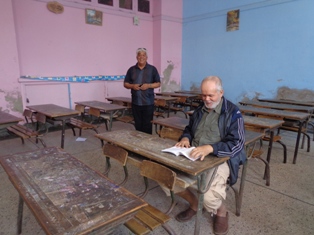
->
[0,147,146,235]
[96,130,228,176]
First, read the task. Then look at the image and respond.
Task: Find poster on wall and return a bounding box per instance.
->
[227,9,240,32]
[85,9,103,26]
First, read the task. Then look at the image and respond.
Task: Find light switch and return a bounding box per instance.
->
[133,16,139,26]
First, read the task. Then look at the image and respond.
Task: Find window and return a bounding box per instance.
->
[138,0,149,13]
[119,0,132,10]
[98,0,113,6]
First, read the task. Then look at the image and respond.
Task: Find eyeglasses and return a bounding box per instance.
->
[137,47,147,51]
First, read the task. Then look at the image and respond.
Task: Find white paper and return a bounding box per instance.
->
[76,137,87,142]
[162,146,200,161]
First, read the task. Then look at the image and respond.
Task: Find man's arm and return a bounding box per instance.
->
[212,110,245,158]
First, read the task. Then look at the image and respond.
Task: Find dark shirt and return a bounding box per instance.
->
[124,63,160,106]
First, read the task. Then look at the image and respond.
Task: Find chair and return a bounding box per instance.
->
[23,109,37,128]
[7,113,47,147]
[159,126,182,142]
[101,143,177,235]
[88,107,120,131]
[103,143,129,186]
[169,97,188,119]
[154,99,168,118]
[67,105,99,137]
[125,160,177,235]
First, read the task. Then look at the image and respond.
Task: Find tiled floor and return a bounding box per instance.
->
[0,116,313,235]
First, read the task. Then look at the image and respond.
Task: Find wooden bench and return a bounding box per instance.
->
[7,113,47,147]
[116,115,134,124]
[67,105,99,137]
[124,160,177,235]
[102,144,177,235]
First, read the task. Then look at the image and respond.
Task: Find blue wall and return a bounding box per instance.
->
[182,0,314,102]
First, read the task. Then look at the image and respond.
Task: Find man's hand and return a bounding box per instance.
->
[139,83,150,90]
[175,137,190,148]
[133,84,142,90]
[190,145,213,161]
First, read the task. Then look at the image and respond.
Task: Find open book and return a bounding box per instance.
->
[162,146,200,161]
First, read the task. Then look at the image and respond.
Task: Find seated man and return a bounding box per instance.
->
[162,76,246,235]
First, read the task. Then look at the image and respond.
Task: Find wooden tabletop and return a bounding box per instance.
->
[154,95,179,102]
[155,92,199,99]
[175,90,202,95]
[26,104,79,118]
[239,105,310,121]
[75,100,126,112]
[258,98,314,107]
[245,130,265,146]
[240,100,314,113]
[95,130,228,176]
[0,111,23,129]
[0,147,146,235]
[106,97,132,104]
[243,116,284,130]
[151,116,188,130]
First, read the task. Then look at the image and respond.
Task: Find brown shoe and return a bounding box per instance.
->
[214,212,229,235]
[175,207,196,222]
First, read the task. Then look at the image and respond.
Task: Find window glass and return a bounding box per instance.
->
[138,0,149,13]
[119,0,132,10]
[98,0,113,6]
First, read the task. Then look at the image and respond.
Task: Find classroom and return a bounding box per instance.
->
[0,1,313,234]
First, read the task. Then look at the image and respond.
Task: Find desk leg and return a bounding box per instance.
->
[195,167,218,235]
[263,131,274,186]
[61,120,66,149]
[293,121,303,164]
[17,195,24,234]
[109,112,113,131]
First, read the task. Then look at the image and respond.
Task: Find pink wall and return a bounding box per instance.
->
[0,0,21,115]
[0,0,182,116]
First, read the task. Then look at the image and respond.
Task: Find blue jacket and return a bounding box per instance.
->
[181,96,246,186]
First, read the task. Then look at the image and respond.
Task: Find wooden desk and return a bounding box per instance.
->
[154,95,180,118]
[75,100,126,131]
[0,147,146,235]
[239,105,310,164]
[258,98,314,107]
[243,116,284,185]
[155,92,199,99]
[95,130,228,235]
[0,111,23,129]
[151,116,188,134]
[26,104,79,148]
[106,96,132,108]
[240,100,314,115]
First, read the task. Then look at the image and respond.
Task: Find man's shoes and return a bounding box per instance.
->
[175,207,197,222]
[213,212,229,235]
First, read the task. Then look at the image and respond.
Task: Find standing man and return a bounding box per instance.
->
[161,76,246,235]
[124,48,160,134]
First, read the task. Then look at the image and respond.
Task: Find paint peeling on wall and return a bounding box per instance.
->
[190,83,201,92]
[4,89,23,113]
[277,86,314,101]
[161,61,180,92]
[239,91,263,102]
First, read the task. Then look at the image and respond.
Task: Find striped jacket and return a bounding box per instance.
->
[181,96,246,186]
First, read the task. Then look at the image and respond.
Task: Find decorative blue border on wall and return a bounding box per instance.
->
[20,75,125,83]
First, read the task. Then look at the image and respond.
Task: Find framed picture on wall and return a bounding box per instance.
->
[227,9,239,31]
[85,9,103,26]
